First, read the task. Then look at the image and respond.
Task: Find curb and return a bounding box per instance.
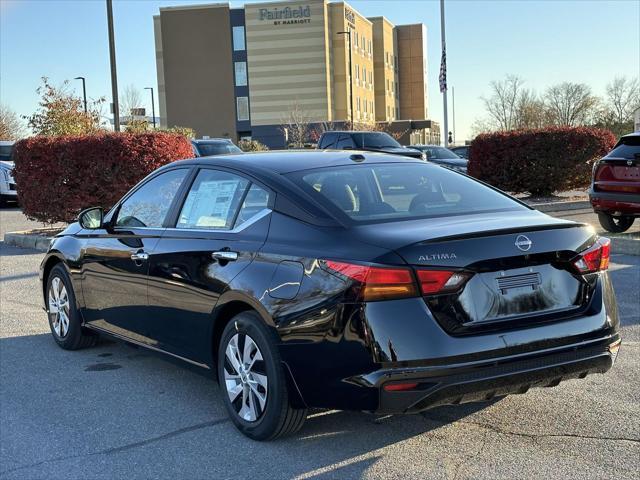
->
[3,231,55,252]
[530,200,591,213]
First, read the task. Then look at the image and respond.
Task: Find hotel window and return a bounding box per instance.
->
[236,96,249,121]
[354,32,358,48]
[234,62,247,87]
[357,97,361,112]
[232,26,245,51]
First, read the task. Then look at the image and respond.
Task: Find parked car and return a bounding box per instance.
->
[40,151,620,440]
[409,144,468,173]
[0,141,18,206]
[317,131,424,159]
[450,145,470,159]
[589,132,640,232]
[192,138,242,156]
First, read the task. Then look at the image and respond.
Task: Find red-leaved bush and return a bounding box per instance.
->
[13,132,193,223]
[468,127,616,196]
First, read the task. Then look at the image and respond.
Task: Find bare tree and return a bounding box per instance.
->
[0,104,27,140]
[605,76,640,124]
[119,84,144,117]
[280,99,310,148]
[481,75,526,131]
[515,89,548,129]
[544,82,598,126]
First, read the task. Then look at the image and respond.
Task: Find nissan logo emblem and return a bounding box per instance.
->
[515,235,532,252]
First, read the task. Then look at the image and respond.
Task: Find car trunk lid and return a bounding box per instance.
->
[352,210,598,334]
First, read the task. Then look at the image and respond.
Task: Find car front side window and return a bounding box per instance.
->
[116,169,188,228]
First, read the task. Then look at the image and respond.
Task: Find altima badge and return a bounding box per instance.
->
[515,235,532,252]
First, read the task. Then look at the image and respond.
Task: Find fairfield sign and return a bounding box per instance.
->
[259,5,312,25]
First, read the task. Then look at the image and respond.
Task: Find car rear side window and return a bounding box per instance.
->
[177,169,250,230]
[291,163,526,223]
[116,169,188,228]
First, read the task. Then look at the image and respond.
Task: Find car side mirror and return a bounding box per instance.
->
[78,207,104,230]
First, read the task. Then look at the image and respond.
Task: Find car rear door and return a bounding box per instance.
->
[146,167,272,364]
[80,167,191,343]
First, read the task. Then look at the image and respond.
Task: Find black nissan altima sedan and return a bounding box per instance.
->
[39,151,621,440]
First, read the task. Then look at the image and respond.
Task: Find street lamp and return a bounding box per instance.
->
[336,30,353,125]
[145,87,156,129]
[106,0,120,132]
[74,77,87,113]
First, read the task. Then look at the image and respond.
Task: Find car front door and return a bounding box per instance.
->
[146,168,272,365]
[80,167,191,344]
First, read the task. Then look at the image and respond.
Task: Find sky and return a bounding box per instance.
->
[1,0,639,141]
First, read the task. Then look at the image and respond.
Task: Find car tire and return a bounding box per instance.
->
[46,264,98,350]
[217,311,307,440]
[597,213,635,233]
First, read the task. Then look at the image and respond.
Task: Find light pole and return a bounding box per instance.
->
[74,77,87,113]
[106,0,120,132]
[439,0,448,147]
[145,87,156,129]
[336,31,353,125]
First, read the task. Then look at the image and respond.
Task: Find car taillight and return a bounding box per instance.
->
[323,260,418,301]
[415,270,471,295]
[572,237,610,274]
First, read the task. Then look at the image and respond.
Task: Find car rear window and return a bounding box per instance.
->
[607,136,640,159]
[289,163,526,223]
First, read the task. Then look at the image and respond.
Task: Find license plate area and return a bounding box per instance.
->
[459,265,582,324]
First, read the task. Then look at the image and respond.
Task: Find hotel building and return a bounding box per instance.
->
[154,0,440,148]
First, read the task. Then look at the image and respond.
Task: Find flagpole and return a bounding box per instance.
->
[440,0,448,147]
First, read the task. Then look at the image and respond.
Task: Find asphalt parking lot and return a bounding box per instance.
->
[1,207,638,480]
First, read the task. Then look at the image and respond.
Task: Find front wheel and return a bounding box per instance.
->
[217,311,307,440]
[47,264,98,350]
[597,213,635,233]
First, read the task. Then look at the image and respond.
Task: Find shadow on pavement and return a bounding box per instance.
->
[1,332,496,479]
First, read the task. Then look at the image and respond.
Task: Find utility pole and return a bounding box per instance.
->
[74,77,87,113]
[106,0,120,132]
[439,0,448,147]
[337,31,353,125]
[145,87,156,128]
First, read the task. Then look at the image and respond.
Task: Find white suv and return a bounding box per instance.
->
[0,141,18,206]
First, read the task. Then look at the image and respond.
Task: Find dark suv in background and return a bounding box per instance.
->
[589,132,640,232]
[317,131,424,160]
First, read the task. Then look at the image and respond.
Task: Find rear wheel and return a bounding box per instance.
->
[47,264,97,350]
[217,311,307,440]
[597,213,635,233]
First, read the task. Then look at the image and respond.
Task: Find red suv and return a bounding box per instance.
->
[589,132,640,232]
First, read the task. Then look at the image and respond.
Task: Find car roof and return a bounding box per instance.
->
[620,132,640,139]
[166,150,424,175]
[192,138,233,144]
[0,141,15,146]
[320,131,392,135]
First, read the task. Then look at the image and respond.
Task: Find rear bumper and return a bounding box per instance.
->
[361,335,620,414]
[588,188,640,215]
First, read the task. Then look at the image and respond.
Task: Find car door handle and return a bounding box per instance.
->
[130,251,149,261]
[212,251,238,262]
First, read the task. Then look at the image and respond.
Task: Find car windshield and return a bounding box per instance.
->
[419,146,460,160]
[290,163,525,223]
[0,145,13,161]
[196,142,242,156]
[607,136,640,159]
[352,132,400,149]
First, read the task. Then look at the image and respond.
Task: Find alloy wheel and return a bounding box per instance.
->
[48,277,70,338]
[224,333,268,422]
